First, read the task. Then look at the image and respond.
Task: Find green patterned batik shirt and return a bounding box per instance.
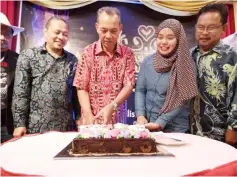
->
[191,42,237,141]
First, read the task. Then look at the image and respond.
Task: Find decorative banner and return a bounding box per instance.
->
[20,1,197,124]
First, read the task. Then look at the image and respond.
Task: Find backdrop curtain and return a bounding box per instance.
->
[222,4,236,38]
[140,0,219,16]
[28,0,219,12]
[0,1,21,51]
[28,0,98,10]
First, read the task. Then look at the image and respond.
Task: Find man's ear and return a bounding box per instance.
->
[95,22,99,32]
[222,23,228,33]
[43,27,47,38]
[120,23,123,32]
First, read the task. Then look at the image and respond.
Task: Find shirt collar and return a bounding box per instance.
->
[40,43,67,58]
[95,40,122,56]
[212,41,225,54]
[39,43,47,54]
[0,50,8,62]
[192,41,224,56]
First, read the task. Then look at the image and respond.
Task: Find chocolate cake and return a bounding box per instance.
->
[72,123,158,154]
[72,138,157,154]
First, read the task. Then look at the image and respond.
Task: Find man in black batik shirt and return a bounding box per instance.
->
[12,17,79,137]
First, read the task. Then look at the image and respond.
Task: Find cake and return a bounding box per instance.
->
[72,123,158,154]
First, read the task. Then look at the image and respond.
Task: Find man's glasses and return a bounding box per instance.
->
[195,24,223,33]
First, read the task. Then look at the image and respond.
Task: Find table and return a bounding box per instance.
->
[0,132,237,177]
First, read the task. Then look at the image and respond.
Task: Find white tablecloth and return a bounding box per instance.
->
[0,132,237,177]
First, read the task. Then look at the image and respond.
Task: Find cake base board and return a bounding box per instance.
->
[54,142,174,159]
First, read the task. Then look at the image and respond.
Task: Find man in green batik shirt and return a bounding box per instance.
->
[190,3,237,147]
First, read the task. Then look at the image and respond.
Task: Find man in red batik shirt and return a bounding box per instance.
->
[73,6,135,125]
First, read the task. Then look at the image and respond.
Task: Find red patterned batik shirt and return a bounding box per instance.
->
[73,41,135,123]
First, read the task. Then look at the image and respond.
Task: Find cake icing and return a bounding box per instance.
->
[77,123,151,139]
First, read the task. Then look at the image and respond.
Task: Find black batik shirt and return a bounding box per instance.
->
[12,45,78,133]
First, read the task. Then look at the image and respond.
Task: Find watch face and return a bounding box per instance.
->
[113,102,118,111]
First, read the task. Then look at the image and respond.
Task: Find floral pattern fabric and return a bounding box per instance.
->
[191,42,237,141]
[12,45,78,133]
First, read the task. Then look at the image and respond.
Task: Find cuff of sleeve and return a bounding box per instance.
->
[73,85,89,92]
[135,111,146,118]
[14,121,26,128]
[73,80,89,92]
[13,114,26,128]
[227,118,237,131]
[155,117,168,129]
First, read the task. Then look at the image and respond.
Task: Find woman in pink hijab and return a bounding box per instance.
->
[135,19,198,132]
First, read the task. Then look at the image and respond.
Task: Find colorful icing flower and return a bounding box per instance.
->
[118,129,131,138]
[140,131,149,138]
[110,129,120,138]
[103,131,112,138]
[77,123,152,139]
[114,123,128,130]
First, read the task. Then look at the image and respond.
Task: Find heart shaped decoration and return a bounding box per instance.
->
[138,25,155,42]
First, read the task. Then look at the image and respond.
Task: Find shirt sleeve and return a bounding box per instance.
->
[73,50,91,92]
[69,56,81,121]
[12,49,32,128]
[227,63,237,132]
[123,48,135,87]
[155,105,188,129]
[135,58,147,117]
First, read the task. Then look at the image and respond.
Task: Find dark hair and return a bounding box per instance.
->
[97,6,121,23]
[45,16,68,29]
[197,3,228,25]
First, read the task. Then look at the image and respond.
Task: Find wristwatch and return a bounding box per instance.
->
[112,101,118,111]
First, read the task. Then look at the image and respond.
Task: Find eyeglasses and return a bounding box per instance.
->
[195,24,223,33]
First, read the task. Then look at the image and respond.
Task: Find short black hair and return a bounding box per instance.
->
[197,3,228,25]
[97,6,121,23]
[45,16,68,29]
